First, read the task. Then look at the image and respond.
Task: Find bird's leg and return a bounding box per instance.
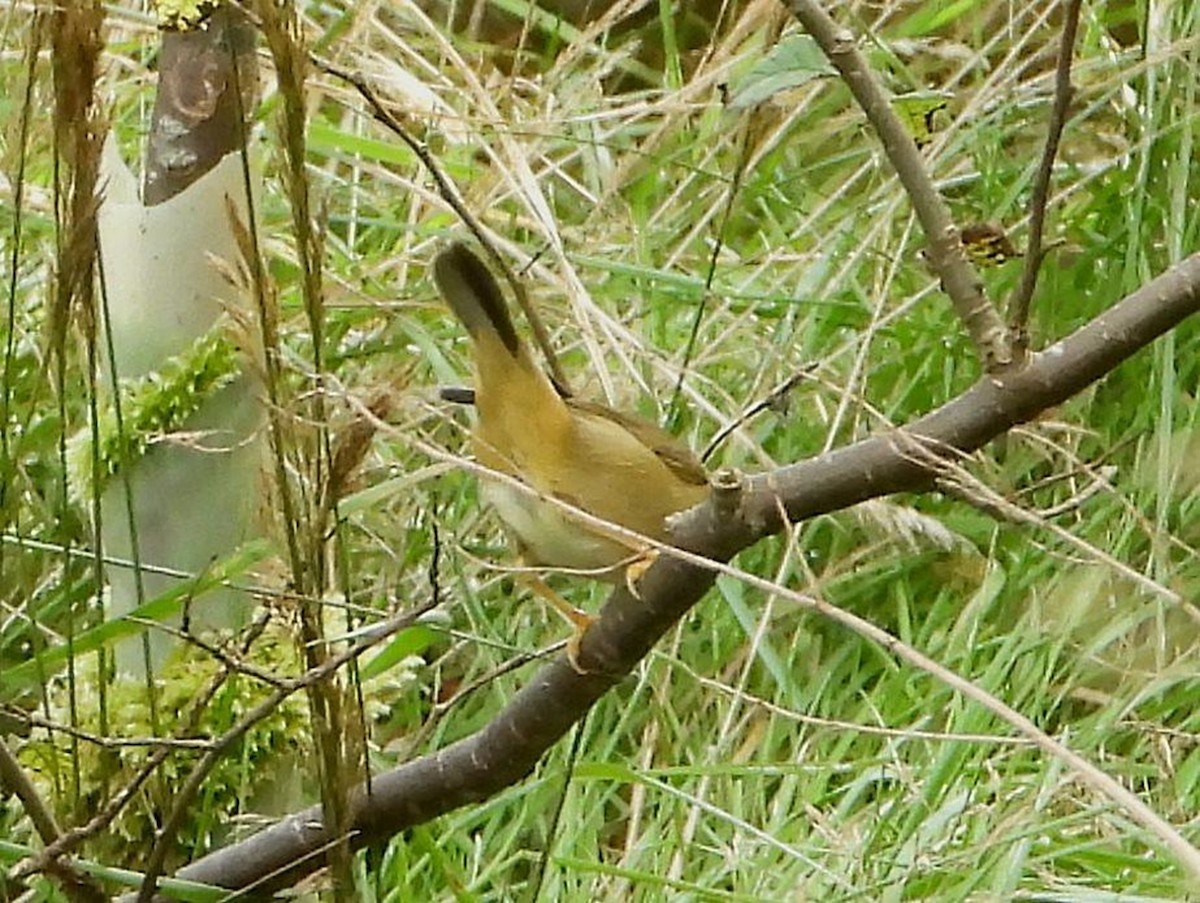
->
[518,573,597,674]
[623,549,660,599]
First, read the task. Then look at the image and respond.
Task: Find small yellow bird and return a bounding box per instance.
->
[433,242,709,659]
[960,221,1022,268]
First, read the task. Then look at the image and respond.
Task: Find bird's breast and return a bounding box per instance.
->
[482,480,628,574]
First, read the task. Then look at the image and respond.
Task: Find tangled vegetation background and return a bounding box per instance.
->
[2,0,1199,898]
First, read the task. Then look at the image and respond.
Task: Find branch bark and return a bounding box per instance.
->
[162,254,1200,895]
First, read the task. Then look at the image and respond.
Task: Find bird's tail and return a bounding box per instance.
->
[433,242,523,359]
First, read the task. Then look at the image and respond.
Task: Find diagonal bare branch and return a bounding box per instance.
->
[158,254,1200,895]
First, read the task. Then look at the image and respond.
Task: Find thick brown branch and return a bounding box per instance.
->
[165,256,1200,895]
[746,252,1200,531]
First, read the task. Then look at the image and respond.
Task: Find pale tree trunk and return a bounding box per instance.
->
[97,5,263,675]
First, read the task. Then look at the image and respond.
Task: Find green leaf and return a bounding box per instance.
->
[359,624,441,681]
[729,34,834,110]
[890,91,953,148]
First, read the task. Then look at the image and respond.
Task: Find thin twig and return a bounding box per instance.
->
[0,709,217,750]
[701,365,815,463]
[668,122,750,424]
[144,611,287,689]
[399,645,553,759]
[785,0,1013,371]
[1009,0,1084,355]
[0,736,62,848]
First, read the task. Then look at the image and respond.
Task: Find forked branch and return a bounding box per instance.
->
[785,0,1014,370]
